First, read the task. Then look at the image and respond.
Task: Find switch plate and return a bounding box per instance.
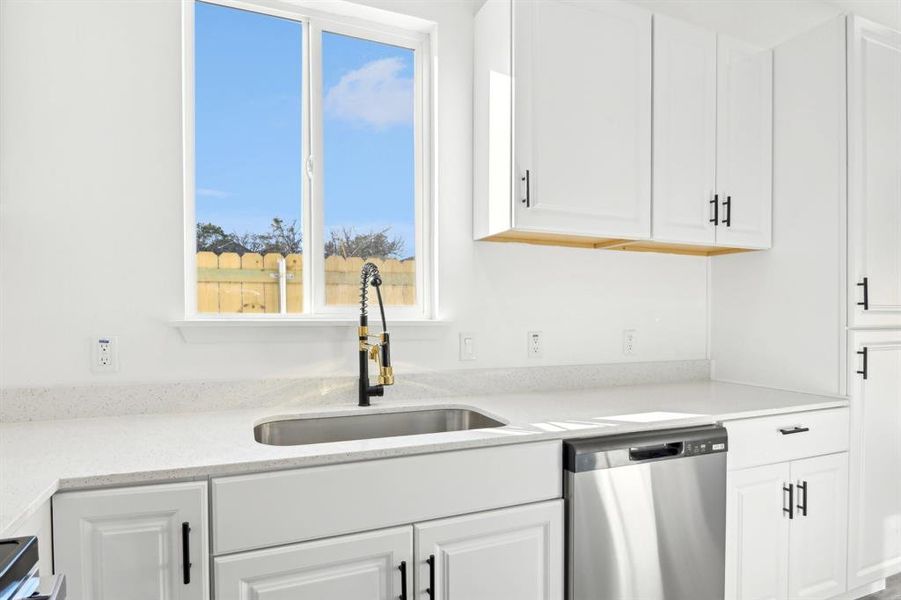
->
[527,331,543,358]
[623,329,637,355]
[91,336,119,373]
[459,332,476,361]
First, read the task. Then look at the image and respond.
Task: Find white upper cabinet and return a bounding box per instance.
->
[847,330,901,589]
[53,481,209,600]
[473,0,773,254]
[715,35,773,249]
[653,23,773,250]
[652,15,718,245]
[848,16,901,328]
[513,0,651,239]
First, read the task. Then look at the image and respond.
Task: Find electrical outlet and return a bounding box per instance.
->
[623,329,637,355]
[459,332,476,361]
[92,336,119,373]
[527,331,543,358]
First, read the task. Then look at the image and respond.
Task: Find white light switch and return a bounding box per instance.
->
[459,332,476,361]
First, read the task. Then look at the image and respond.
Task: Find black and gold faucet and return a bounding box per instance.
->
[358,262,393,406]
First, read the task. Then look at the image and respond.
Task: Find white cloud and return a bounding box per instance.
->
[197,188,231,199]
[324,57,413,129]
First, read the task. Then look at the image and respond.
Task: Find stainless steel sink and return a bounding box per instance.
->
[254,408,506,446]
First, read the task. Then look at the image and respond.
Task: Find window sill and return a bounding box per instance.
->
[172,317,450,343]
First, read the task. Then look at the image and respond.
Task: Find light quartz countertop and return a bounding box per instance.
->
[0,380,847,535]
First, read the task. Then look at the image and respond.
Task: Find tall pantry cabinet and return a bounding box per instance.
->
[845,17,901,590]
[711,14,901,599]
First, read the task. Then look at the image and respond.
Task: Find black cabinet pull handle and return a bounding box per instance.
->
[779,426,810,435]
[723,195,732,227]
[857,277,869,310]
[797,481,808,517]
[398,561,407,600]
[521,170,530,207]
[181,521,192,585]
[426,554,436,599]
[710,194,719,225]
[857,347,868,380]
[783,483,794,519]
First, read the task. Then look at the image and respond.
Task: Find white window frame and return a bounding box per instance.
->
[183,0,434,321]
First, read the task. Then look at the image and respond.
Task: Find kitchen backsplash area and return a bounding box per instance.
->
[0,359,710,422]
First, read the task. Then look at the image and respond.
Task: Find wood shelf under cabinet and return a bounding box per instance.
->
[483,231,754,257]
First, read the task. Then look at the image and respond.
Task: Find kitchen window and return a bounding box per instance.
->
[186,0,432,320]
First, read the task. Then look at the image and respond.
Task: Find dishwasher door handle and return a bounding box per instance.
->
[629,442,683,462]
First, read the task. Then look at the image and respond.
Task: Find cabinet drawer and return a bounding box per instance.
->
[724,408,849,470]
[211,441,561,554]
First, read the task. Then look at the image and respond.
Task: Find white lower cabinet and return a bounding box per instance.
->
[214,500,563,600]
[214,526,412,600]
[726,462,791,600]
[52,481,209,600]
[414,500,563,600]
[725,454,849,600]
[787,454,849,600]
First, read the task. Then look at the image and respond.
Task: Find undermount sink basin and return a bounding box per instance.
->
[254,408,506,446]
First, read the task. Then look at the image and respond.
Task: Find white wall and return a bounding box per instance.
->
[710,16,847,396]
[0,0,708,388]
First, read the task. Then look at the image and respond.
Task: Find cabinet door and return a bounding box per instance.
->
[725,463,791,600]
[414,500,563,600]
[847,16,901,328]
[715,35,773,249]
[52,481,208,600]
[787,453,849,600]
[652,14,717,245]
[513,0,651,239]
[847,330,901,588]
[214,526,412,600]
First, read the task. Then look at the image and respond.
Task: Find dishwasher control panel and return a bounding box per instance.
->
[683,439,728,456]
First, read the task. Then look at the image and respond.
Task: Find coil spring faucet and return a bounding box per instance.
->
[358,262,393,406]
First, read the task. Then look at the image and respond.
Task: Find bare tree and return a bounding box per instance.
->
[324,226,406,259]
[196,218,302,255]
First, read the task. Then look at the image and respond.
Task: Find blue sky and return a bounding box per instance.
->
[194,2,415,256]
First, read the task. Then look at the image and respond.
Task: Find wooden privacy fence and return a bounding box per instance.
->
[196,252,415,313]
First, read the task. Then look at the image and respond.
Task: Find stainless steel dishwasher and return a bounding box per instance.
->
[564,425,728,600]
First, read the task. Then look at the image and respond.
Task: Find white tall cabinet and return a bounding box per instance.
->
[53,481,209,600]
[845,15,901,593]
[847,330,901,589]
[847,18,901,329]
